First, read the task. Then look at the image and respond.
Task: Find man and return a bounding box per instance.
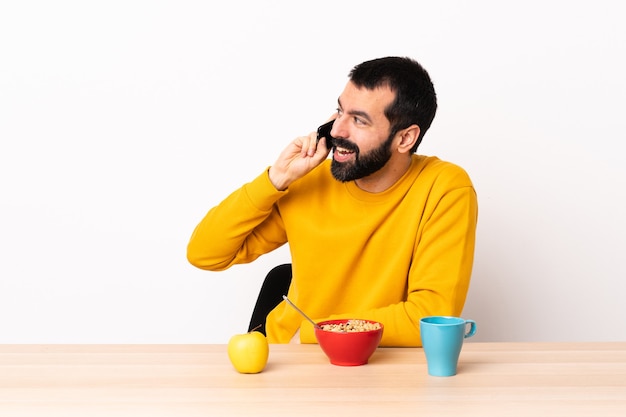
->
[187,56,477,347]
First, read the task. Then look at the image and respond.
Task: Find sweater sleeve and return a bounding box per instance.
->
[186,169,289,271]
[299,172,478,347]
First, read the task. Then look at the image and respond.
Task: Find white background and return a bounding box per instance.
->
[1,1,625,344]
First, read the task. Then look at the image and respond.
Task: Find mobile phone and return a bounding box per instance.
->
[316,120,335,147]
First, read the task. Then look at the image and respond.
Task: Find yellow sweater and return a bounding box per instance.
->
[187,155,478,346]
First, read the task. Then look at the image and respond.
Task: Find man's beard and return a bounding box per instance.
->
[330,133,395,182]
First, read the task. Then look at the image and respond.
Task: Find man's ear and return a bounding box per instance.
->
[397,124,420,153]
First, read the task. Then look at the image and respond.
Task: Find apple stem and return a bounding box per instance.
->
[250,324,263,333]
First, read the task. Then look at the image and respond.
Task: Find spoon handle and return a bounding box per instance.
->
[282,295,321,329]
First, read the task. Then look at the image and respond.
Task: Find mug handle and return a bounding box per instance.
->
[464,319,477,338]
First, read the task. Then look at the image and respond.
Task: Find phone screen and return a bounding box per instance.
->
[316,120,335,147]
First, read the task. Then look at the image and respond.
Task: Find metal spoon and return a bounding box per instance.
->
[282,295,321,330]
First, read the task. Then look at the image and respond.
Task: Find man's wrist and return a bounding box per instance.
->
[268,166,290,191]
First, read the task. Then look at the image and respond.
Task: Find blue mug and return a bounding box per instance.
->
[419,316,477,377]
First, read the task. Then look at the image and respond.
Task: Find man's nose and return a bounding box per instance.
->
[330,116,347,139]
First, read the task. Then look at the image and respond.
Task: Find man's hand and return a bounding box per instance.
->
[268,131,331,191]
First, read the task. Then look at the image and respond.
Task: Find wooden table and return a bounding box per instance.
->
[1,342,625,416]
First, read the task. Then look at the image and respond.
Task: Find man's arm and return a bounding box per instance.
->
[186,170,288,270]
[186,131,331,270]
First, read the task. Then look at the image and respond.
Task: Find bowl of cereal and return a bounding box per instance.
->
[314,319,384,366]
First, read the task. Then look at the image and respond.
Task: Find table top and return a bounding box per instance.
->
[1,342,625,416]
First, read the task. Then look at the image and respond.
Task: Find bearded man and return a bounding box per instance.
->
[187,56,478,347]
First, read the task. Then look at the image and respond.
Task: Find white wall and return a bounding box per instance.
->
[1,1,625,344]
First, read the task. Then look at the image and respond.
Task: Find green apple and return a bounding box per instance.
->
[227,331,269,374]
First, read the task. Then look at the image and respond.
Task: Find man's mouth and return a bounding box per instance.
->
[336,147,354,156]
[333,146,356,163]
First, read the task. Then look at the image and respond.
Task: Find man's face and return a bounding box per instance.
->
[329,82,396,182]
